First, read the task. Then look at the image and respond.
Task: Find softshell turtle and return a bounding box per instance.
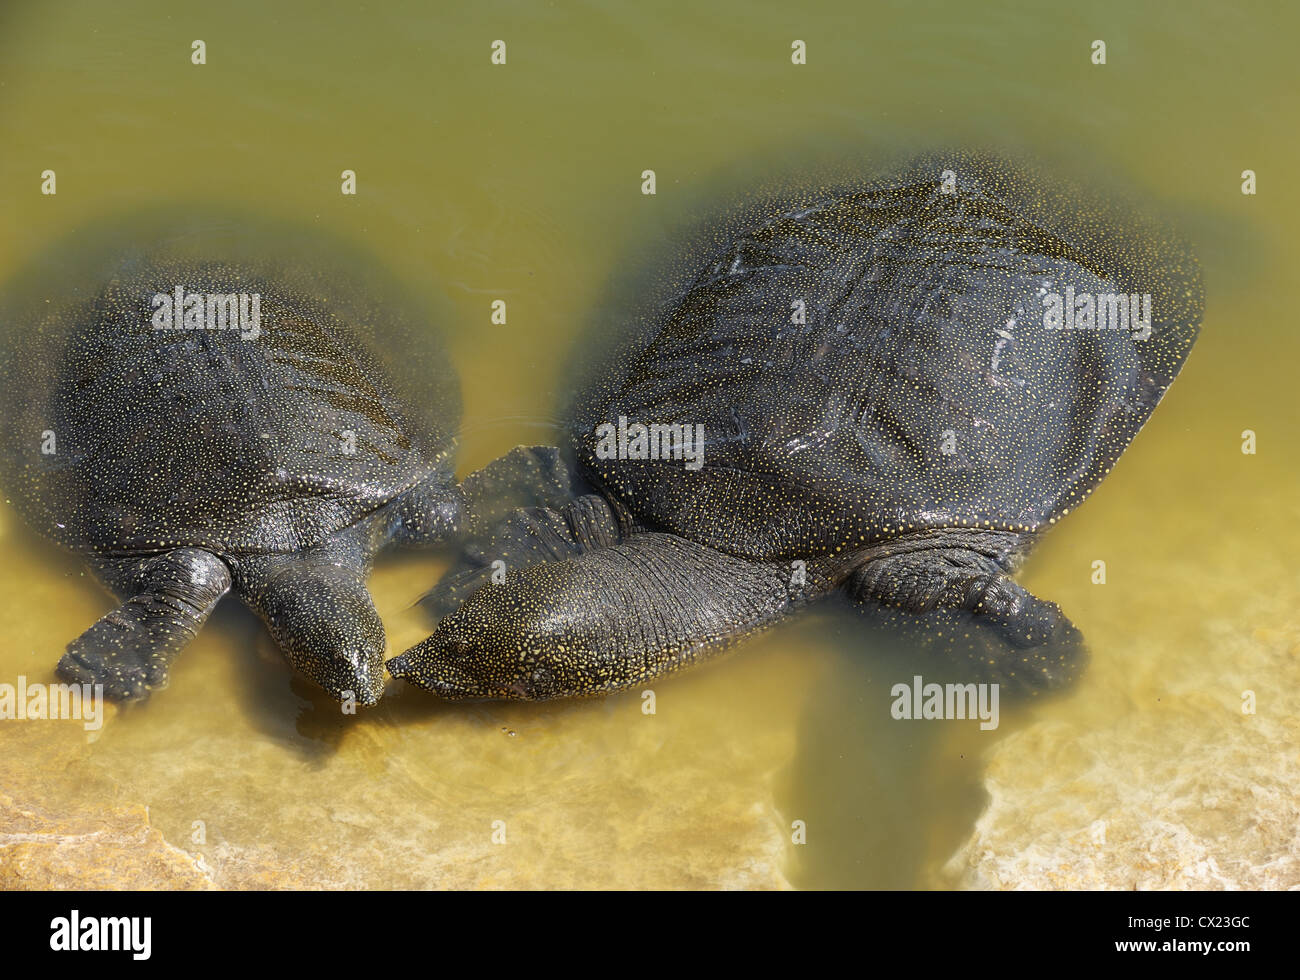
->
[390,155,1203,700]
[0,213,565,704]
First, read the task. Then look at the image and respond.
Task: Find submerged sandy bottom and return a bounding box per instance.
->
[940,463,1300,890]
[2,435,1297,890]
[0,527,800,889]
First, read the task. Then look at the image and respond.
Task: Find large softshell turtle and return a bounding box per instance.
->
[392,155,1203,700]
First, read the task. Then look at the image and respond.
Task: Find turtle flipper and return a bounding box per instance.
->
[236,556,386,706]
[57,548,232,701]
[391,533,792,701]
[389,445,575,546]
[847,549,1086,693]
[419,493,621,619]
[456,444,579,536]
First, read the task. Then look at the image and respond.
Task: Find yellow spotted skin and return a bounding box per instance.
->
[4,257,457,556]
[394,154,1204,702]
[409,531,791,700]
[576,152,1203,560]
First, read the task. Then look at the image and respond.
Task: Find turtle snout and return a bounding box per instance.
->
[261,568,388,707]
[387,634,484,699]
[296,626,386,706]
[343,643,387,706]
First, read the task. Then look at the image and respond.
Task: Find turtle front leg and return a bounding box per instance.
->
[389,533,798,701]
[846,540,1086,692]
[58,548,232,700]
[388,445,575,546]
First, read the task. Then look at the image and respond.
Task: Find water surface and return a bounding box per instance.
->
[1,0,1295,889]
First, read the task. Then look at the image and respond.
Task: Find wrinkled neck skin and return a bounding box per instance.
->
[398,531,796,700]
[393,506,1037,702]
[228,517,388,705]
[842,525,1031,576]
[381,475,462,547]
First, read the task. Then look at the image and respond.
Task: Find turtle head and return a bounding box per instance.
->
[389,559,615,701]
[389,531,778,701]
[259,564,388,706]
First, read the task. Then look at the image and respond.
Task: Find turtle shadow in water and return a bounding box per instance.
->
[215,608,357,758]
[777,599,1061,890]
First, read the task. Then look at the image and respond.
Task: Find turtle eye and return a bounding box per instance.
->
[526,667,555,699]
[445,634,478,664]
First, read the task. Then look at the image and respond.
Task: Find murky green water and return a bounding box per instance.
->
[1,0,1296,889]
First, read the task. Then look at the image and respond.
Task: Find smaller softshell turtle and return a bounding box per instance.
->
[0,213,566,704]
